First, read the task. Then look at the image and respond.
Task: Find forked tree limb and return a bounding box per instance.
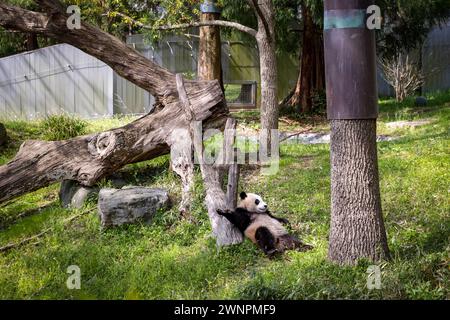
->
[174,75,242,244]
[193,118,244,244]
[248,0,271,40]
[170,74,196,216]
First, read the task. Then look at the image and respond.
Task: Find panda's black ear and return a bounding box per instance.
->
[239,192,247,199]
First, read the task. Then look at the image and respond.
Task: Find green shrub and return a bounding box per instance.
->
[311,89,327,113]
[41,114,88,141]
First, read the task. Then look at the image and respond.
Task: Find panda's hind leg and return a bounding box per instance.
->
[255,227,278,258]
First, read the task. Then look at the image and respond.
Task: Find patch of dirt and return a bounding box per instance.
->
[386,119,433,129]
[289,155,317,169]
[240,164,263,185]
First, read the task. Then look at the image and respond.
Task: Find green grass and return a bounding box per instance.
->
[0,91,448,299]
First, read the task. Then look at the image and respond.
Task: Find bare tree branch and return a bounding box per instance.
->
[248,0,271,39]
[0,2,176,100]
[110,11,257,38]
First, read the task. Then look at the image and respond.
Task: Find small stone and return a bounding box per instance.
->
[97,187,170,227]
[59,180,98,209]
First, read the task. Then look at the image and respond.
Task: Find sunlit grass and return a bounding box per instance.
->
[0,91,448,299]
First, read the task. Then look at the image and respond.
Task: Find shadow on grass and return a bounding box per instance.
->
[0,203,59,231]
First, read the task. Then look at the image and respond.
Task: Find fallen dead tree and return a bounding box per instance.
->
[0,0,243,245]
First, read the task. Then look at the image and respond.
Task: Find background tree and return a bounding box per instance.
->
[116,0,280,134]
[197,0,223,88]
[379,53,425,102]
[280,0,325,114]
[282,0,450,114]
[376,0,450,59]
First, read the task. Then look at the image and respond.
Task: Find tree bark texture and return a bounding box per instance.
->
[198,12,223,90]
[25,33,39,51]
[286,5,325,113]
[0,82,226,204]
[254,0,278,132]
[328,120,390,264]
[195,117,243,245]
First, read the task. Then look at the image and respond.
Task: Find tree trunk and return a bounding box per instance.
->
[0,2,175,102]
[198,12,223,90]
[286,5,325,113]
[254,0,278,132]
[298,4,314,113]
[174,75,242,244]
[328,120,390,264]
[0,123,8,146]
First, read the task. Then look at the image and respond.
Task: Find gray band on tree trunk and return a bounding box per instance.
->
[324,9,367,30]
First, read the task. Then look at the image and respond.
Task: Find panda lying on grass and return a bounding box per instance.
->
[217,192,313,257]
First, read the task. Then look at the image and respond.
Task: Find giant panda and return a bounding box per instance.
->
[217,192,312,257]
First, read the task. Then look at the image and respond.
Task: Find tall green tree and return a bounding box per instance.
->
[283,0,450,113]
[0,0,196,56]
[377,0,450,58]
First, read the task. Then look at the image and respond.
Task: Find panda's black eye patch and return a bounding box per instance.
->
[255,199,260,205]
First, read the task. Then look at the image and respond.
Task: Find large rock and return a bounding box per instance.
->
[98,187,170,227]
[59,180,99,209]
[0,123,8,146]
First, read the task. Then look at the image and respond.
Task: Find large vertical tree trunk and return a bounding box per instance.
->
[255,0,278,132]
[329,120,390,264]
[324,0,390,265]
[195,5,242,242]
[298,4,314,113]
[198,10,223,89]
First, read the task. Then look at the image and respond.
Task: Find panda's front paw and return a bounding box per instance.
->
[216,209,228,216]
[278,218,290,225]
